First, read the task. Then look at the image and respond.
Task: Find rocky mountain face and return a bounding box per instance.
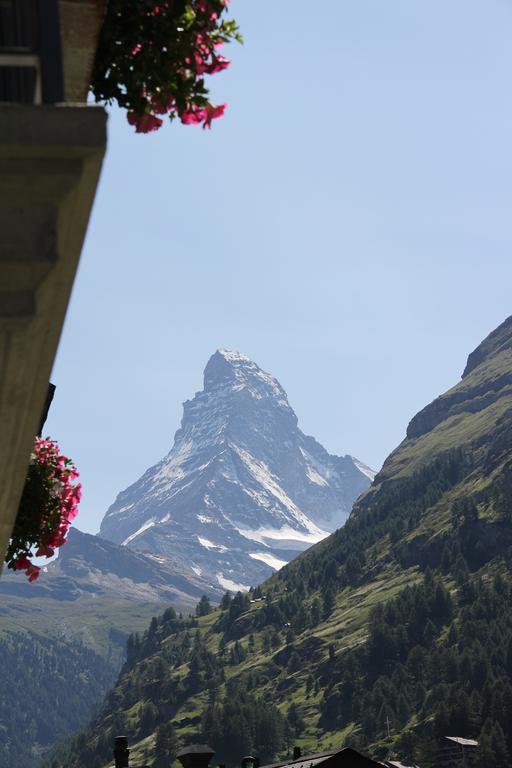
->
[0,527,210,606]
[60,318,512,768]
[100,349,374,593]
[376,314,512,482]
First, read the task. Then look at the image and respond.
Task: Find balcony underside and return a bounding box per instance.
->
[0,103,107,566]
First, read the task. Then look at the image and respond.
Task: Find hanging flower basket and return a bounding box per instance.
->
[5,438,81,582]
[90,0,242,132]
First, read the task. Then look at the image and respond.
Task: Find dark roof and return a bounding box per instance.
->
[260,748,382,768]
[177,745,215,756]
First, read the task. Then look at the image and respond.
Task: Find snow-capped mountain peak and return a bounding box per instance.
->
[203,348,292,409]
[99,351,373,594]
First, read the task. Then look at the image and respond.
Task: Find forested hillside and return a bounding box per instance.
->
[48,317,512,768]
[0,631,117,768]
[0,528,189,767]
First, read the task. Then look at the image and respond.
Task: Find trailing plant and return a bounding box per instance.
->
[91,0,242,132]
[5,437,81,581]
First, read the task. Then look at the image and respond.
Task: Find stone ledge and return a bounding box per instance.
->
[0,104,107,154]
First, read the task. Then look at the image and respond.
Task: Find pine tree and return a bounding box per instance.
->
[153,721,178,768]
[196,595,212,616]
[311,597,322,626]
[322,585,336,619]
[287,702,305,737]
[479,720,510,768]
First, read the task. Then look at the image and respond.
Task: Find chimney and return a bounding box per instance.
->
[241,757,256,768]
[293,747,302,761]
[114,736,130,768]
[177,744,216,768]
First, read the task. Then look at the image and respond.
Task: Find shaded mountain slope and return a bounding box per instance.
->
[0,529,204,768]
[51,318,512,768]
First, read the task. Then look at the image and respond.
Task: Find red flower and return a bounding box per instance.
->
[152,92,175,115]
[127,112,163,133]
[26,564,41,582]
[36,545,54,558]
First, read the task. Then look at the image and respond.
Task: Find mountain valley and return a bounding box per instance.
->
[0,528,205,768]
[0,350,372,767]
[53,317,512,768]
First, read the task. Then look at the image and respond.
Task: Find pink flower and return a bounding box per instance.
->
[203,102,226,129]
[9,436,81,582]
[206,55,230,74]
[181,106,208,125]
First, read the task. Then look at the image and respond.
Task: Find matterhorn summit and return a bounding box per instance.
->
[100,350,374,594]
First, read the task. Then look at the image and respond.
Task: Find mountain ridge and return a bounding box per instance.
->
[0,527,212,604]
[463,315,512,377]
[100,349,373,593]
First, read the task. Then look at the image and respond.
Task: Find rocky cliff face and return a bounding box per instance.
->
[100,349,373,592]
[376,316,512,480]
[463,315,512,377]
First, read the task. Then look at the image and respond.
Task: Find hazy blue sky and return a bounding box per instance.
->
[47,0,512,535]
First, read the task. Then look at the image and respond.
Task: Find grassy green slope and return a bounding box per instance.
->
[53,317,512,768]
[0,593,168,661]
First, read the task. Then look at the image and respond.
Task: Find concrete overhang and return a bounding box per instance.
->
[0,103,107,568]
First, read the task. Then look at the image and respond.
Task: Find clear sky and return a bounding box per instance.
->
[47,0,512,535]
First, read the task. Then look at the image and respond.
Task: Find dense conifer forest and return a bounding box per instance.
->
[0,632,117,768]
[46,452,512,767]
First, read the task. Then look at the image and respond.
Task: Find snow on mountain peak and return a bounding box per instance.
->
[203,349,289,405]
[100,351,374,595]
[217,348,251,363]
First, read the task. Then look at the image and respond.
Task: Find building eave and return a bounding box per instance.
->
[0,103,107,568]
